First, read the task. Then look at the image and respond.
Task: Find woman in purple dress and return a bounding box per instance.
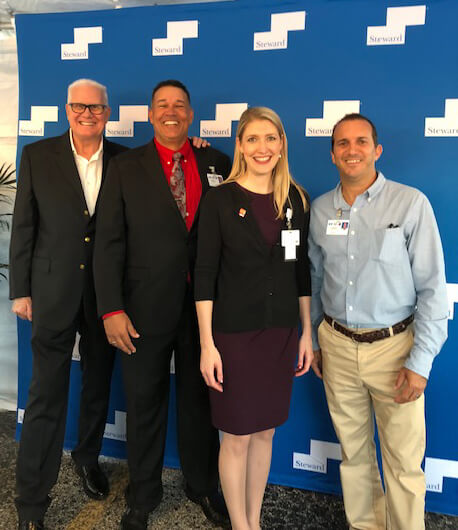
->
[194,107,313,530]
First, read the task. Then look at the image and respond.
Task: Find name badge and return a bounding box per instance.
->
[326,220,349,236]
[207,173,223,187]
[281,229,300,261]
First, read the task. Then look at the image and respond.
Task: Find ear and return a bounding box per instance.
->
[330,149,336,165]
[236,136,243,154]
[65,104,71,122]
[189,107,194,125]
[148,107,154,126]
[375,143,383,161]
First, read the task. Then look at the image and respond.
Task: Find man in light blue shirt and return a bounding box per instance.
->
[308,113,448,530]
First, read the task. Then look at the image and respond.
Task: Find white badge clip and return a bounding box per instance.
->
[286,207,293,229]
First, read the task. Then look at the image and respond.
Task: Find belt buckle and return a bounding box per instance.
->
[350,328,361,344]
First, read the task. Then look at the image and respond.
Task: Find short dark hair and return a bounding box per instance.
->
[151,79,191,105]
[331,113,378,150]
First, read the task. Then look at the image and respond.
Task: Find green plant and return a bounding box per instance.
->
[0,163,16,281]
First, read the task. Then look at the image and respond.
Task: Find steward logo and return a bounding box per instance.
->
[305,101,360,137]
[425,457,458,493]
[19,106,58,136]
[105,105,149,137]
[200,103,248,137]
[293,440,342,473]
[425,99,458,137]
[447,283,458,320]
[72,333,81,361]
[254,11,306,51]
[152,20,198,56]
[61,26,102,60]
[367,5,426,46]
[294,440,458,493]
[103,410,126,442]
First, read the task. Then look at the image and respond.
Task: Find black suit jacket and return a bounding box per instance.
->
[194,182,311,332]
[9,131,128,330]
[93,140,231,336]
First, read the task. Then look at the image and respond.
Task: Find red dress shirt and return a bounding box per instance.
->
[154,138,202,231]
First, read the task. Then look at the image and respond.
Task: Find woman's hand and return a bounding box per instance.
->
[295,332,314,377]
[200,343,224,392]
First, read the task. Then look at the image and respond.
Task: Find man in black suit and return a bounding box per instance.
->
[94,80,231,530]
[10,79,127,530]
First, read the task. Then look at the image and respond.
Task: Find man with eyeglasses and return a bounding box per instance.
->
[10,78,127,530]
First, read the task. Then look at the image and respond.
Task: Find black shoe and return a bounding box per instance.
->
[74,462,109,500]
[18,521,44,530]
[185,486,230,528]
[120,507,149,530]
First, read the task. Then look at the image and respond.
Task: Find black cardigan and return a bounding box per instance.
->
[194,181,311,333]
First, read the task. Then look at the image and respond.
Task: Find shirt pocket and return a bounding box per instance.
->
[371,227,406,265]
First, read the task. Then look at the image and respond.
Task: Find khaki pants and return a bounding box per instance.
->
[319,320,426,530]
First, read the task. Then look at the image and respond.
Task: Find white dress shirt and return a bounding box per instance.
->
[70,130,103,216]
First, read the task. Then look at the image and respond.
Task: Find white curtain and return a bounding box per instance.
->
[0,35,18,410]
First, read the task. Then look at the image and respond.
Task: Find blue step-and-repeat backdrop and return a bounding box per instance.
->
[15,0,457,516]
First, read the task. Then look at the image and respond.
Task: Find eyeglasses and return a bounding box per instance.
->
[69,103,107,115]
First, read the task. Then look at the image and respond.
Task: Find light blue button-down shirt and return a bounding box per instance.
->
[308,172,448,379]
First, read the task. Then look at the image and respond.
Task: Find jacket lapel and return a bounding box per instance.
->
[140,141,188,234]
[190,147,212,233]
[231,183,271,255]
[193,147,211,197]
[55,131,87,208]
[94,138,117,213]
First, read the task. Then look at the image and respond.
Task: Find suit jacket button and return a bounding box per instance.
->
[79,264,85,270]
[84,209,89,216]
[84,236,90,242]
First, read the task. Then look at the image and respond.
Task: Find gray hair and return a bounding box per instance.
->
[67,79,109,105]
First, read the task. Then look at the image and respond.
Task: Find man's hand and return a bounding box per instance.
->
[191,136,210,149]
[12,297,32,321]
[394,367,427,404]
[311,349,323,379]
[295,333,314,376]
[103,312,139,355]
[200,343,223,392]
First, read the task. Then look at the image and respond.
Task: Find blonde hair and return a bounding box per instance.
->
[225,107,308,218]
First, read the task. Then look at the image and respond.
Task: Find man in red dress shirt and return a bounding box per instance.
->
[94,80,231,530]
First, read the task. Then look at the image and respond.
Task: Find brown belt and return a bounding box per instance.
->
[323,314,414,344]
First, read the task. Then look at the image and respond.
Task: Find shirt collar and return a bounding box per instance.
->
[333,171,386,210]
[69,129,103,161]
[154,137,192,163]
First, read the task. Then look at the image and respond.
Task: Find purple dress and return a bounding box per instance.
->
[211,186,298,435]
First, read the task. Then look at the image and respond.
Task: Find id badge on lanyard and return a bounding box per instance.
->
[281,208,300,261]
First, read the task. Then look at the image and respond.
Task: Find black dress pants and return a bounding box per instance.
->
[15,292,115,520]
[121,289,219,511]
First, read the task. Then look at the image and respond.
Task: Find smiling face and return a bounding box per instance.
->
[237,119,283,179]
[149,85,194,149]
[331,119,383,185]
[65,83,110,144]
